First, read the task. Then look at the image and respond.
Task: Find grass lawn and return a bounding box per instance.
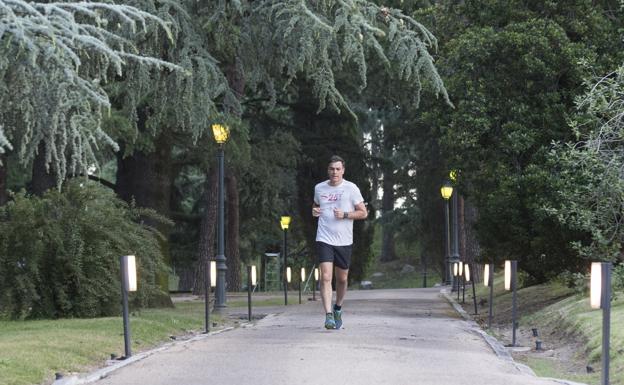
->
[464,272,624,385]
[0,302,225,385]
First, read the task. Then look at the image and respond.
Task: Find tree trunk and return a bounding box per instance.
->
[115,130,173,306]
[0,154,7,205]
[464,198,481,282]
[193,167,218,295]
[380,160,397,262]
[31,142,57,195]
[226,171,241,291]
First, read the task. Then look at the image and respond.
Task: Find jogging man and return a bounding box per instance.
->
[312,155,368,329]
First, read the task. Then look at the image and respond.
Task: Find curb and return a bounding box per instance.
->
[440,288,588,385]
[52,324,244,385]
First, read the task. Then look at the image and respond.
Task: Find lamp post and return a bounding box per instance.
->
[299,267,305,304]
[591,262,612,385]
[440,181,453,286]
[453,262,460,301]
[484,263,494,328]
[280,216,291,306]
[205,260,216,333]
[505,260,518,346]
[247,265,257,321]
[313,267,319,301]
[450,171,461,290]
[212,123,229,310]
[120,255,137,358]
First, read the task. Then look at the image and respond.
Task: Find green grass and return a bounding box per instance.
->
[514,356,596,384]
[0,302,223,385]
[364,259,442,289]
[467,272,624,385]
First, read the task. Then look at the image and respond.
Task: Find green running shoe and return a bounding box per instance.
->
[324,313,336,329]
[333,309,342,329]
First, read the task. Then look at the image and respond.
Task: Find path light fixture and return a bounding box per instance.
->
[440,181,453,286]
[212,123,230,310]
[120,255,137,358]
[484,263,494,328]
[466,264,478,315]
[459,261,465,303]
[453,262,460,301]
[280,215,291,305]
[591,262,612,385]
[504,260,518,346]
[205,260,217,333]
[286,267,292,284]
[313,267,319,301]
[299,267,305,304]
[247,265,257,321]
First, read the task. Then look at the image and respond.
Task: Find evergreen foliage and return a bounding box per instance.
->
[0,0,179,185]
[0,180,168,319]
[548,64,624,261]
[410,0,623,281]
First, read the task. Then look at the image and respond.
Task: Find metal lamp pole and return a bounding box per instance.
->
[280,216,291,306]
[440,181,453,286]
[212,124,229,310]
[451,186,461,290]
[215,143,227,309]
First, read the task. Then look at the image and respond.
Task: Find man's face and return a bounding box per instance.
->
[327,161,345,185]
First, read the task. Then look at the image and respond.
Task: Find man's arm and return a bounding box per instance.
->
[334,201,367,220]
[349,201,368,220]
[312,202,321,217]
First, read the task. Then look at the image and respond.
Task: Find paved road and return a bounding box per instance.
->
[92,288,566,385]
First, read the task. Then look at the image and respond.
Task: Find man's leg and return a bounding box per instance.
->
[333,267,348,329]
[319,262,334,314]
[334,267,349,307]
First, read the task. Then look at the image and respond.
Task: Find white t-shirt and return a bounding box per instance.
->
[314,179,364,246]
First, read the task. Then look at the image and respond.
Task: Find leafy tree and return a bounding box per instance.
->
[548,64,624,262]
[412,0,624,281]
[0,0,178,191]
[0,180,168,319]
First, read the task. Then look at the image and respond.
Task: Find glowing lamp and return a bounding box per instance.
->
[504,260,511,290]
[211,123,229,144]
[280,216,291,230]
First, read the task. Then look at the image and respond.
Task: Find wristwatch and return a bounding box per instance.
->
[343,212,349,219]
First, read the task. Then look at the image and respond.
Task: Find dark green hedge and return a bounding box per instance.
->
[0,180,167,319]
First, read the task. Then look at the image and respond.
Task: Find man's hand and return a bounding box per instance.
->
[312,206,321,217]
[333,207,345,219]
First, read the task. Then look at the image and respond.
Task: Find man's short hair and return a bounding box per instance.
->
[329,155,345,167]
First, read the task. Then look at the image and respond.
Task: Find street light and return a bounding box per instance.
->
[212,123,230,310]
[440,181,453,286]
[505,260,518,346]
[280,216,291,306]
[591,262,612,385]
[449,171,461,291]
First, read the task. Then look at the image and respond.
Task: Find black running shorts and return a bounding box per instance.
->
[316,241,353,270]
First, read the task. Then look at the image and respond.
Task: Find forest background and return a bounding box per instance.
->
[1,0,624,320]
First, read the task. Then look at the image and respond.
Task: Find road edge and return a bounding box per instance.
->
[440,288,588,385]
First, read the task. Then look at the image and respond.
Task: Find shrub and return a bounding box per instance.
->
[0,180,168,319]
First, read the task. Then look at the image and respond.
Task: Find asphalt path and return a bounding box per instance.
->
[89,288,570,385]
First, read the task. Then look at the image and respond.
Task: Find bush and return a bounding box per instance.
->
[0,180,168,319]
[555,270,589,295]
